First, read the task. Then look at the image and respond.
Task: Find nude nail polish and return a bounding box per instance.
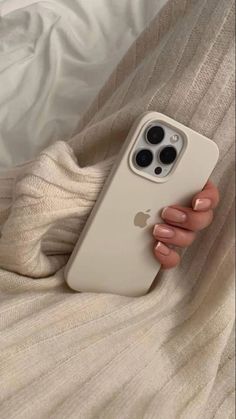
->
[155,241,171,256]
[153,224,175,238]
[193,198,211,211]
[162,207,187,223]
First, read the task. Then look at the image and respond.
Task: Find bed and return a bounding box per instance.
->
[0,0,167,169]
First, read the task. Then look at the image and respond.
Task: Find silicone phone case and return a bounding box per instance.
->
[65,112,219,297]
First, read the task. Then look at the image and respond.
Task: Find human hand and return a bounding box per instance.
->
[153,181,220,269]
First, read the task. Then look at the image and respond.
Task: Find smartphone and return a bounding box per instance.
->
[65,112,219,297]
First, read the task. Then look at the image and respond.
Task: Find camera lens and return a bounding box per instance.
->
[135,149,153,167]
[146,126,165,144]
[159,146,177,165]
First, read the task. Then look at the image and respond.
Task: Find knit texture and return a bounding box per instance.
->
[0,0,235,418]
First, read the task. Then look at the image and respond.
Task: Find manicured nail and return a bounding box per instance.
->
[193,198,211,211]
[155,241,171,256]
[162,207,187,223]
[153,224,175,238]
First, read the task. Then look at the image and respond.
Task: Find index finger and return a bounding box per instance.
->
[192,180,220,211]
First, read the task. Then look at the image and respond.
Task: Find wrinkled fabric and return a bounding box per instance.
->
[0,0,165,168]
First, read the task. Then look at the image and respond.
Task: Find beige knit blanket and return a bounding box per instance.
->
[0,0,235,418]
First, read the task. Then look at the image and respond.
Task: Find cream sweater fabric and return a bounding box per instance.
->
[0,0,235,418]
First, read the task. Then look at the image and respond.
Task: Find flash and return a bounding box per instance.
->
[170,134,179,143]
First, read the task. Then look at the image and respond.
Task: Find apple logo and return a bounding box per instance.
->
[134,209,151,228]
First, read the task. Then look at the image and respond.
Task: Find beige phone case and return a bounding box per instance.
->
[65,112,219,297]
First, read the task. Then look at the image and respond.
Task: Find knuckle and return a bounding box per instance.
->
[189,215,202,231]
[178,230,196,246]
[190,211,213,231]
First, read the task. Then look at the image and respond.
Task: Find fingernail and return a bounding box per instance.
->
[153,224,175,238]
[162,207,187,223]
[155,241,171,256]
[193,198,211,211]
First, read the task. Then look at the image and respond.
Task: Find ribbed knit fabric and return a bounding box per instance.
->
[0,0,235,418]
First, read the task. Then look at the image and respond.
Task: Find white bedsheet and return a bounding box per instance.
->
[0,0,167,169]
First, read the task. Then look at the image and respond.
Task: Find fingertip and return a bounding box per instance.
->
[154,242,180,269]
[155,241,170,256]
[192,181,220,210]
[193,198,212,211]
